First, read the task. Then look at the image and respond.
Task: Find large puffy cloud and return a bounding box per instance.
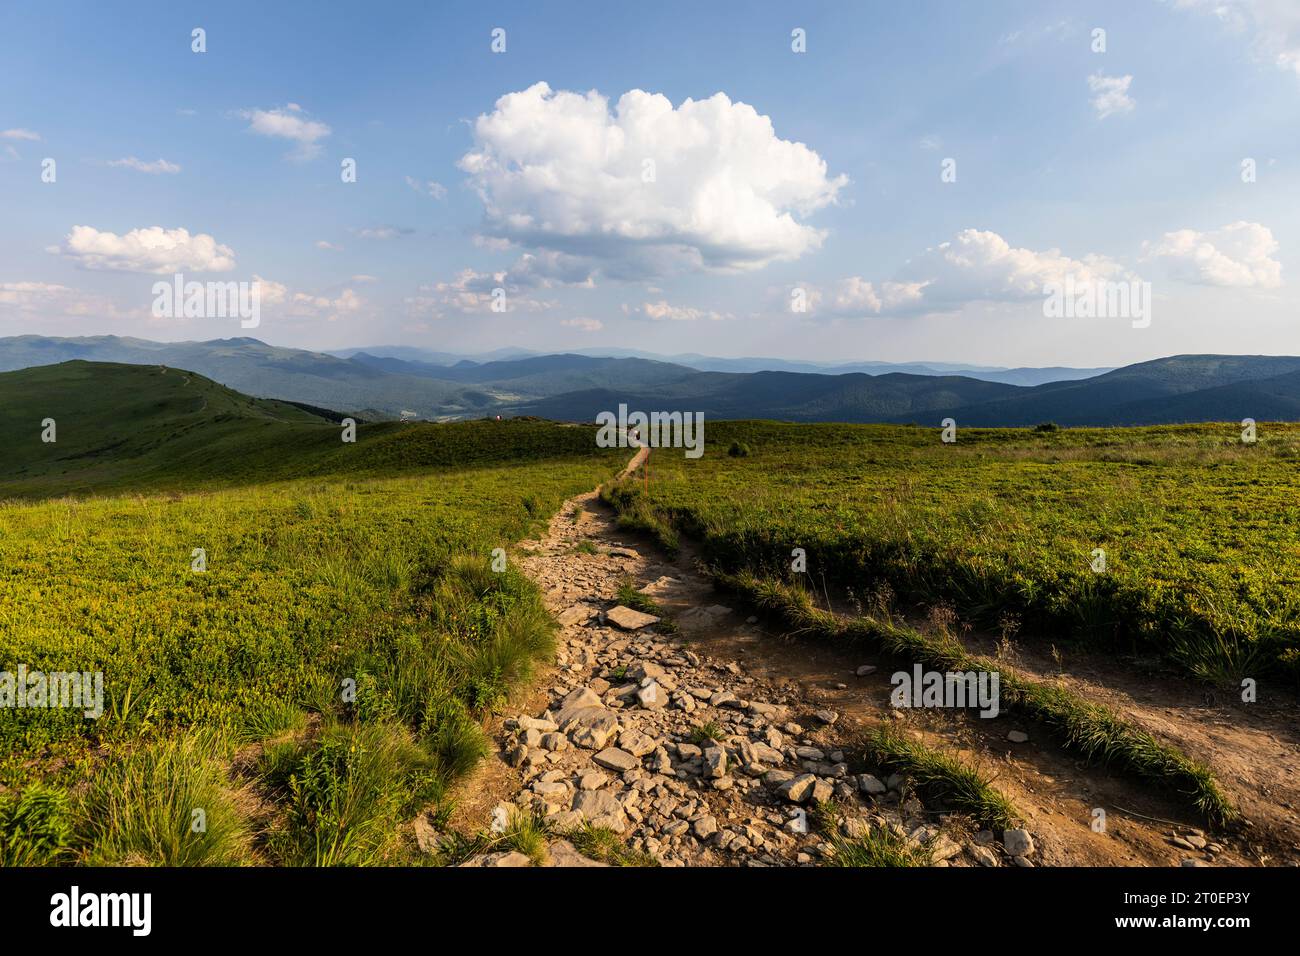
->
[458,82,847,278]
[1142,221,1282,288]
[1169,0,1300,78]
[50,226,237,273]
[800,229,1128,318]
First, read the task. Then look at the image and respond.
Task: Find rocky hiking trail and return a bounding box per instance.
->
[445,452,1278,867]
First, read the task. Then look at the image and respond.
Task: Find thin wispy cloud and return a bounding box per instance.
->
[107,157,182,174]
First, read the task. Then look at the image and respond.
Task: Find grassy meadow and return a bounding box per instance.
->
[0,362,624,865]
[611,420,1300,684]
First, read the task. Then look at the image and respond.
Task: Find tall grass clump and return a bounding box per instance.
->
[81,732,255,866]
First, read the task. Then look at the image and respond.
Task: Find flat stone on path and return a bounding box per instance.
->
[592,747,639,772]
[545,839,608,867]
[557,605,595,627]
[606,605,660,631]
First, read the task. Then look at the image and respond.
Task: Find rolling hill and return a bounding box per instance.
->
[511,370,1022,422]
[6,338,1300,427]
[0,362,609,496]
[917,355,1300,426]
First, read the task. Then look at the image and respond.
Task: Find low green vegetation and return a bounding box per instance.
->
[862,725,1019,831]
[615,579,677,633]
[603,420,1300,684]
[0,363,625,865]
[716,570,1235,824]
[600,421,1259,824]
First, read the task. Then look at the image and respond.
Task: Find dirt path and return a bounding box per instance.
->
[446,452,1283,867]
[956,629,1300,864]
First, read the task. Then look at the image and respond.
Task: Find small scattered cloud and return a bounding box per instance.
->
[1088,73,1135,119]
[1168,0,1300,80]
[237,103,330,160]
[792,228,1129,318]
[49,225,236,274]
[354,225,414,240]
[107,157,181,175]
[623,300,733,322]
[1,128,41,141]
[404,268,555,317]
[1142,221,1282,288]
[561,317,603,332]
[0,281,143,322]
[254,276,365,322]
[315,240,342,251]
[999,19,1074,46]
[405,176,447,200]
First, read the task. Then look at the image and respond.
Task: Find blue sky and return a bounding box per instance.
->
[1,0,1296,366]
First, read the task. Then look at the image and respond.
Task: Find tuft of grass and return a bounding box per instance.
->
[0,784,75,866]
[714,570,1237,826]
[688,721,727,745]
[600,481,679,556]
[863,725,1019,830]
[574,540,599,555]
[563,824,661,867]
[82,731,256,866]
[825,825,934,867]
[616,579,678,633]
[259,721,442,867]
[434,806,552,866]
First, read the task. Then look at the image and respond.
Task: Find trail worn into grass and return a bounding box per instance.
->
[954,629,1300,865]
[444,454,1039,867]
[505,456,1300,867]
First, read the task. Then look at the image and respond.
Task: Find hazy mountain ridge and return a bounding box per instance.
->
[4,336,1300,426]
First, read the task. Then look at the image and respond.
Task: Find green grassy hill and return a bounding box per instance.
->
[0,362,626,866]
[0,361,609,497]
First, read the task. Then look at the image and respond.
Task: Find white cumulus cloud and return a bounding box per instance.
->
[50,225,237,274]
[561,317,603,332]
[405,176,447,200]
[800,229,1128,318]
[458,82,847,279]
[1088,73,1136,118]
[238,104,330,159]
[404,268,555,318]
[623,300,732,322]
[1142,221,1282,288]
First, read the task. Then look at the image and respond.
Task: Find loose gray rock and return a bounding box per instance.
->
[704,746,728,779]
[779,774,817,803]
[1003,828,1035,857]
[858,774,888,795]
[606,605,660,631]
[592,747,639,772]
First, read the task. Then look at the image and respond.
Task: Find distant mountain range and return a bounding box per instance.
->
[3,335,1299,426]
[330,344,1112,387]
